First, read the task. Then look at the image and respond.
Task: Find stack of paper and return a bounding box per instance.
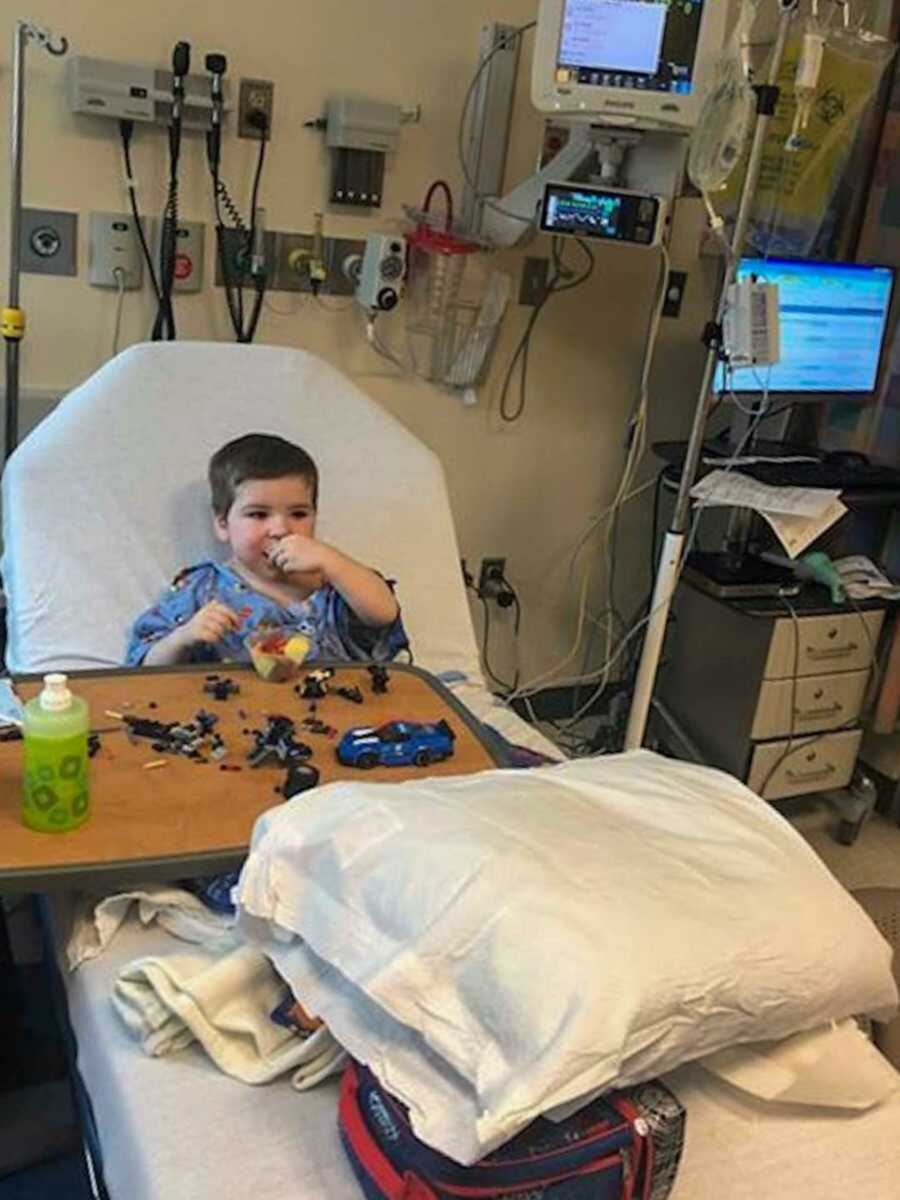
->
[690,470,848,558]
[833,555,900,600]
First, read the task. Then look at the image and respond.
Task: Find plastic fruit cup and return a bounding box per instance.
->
[246,630,311,682]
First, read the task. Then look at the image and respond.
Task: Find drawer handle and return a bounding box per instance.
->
[785,764,837,784]
[806,643,858,660]
[795,703,843,720]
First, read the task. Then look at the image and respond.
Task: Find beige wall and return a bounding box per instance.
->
[0,1,714,684]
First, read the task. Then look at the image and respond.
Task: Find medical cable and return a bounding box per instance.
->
[513,244,668,700]
[205,53,270,344]
[457,21,537,228]
[206,53,244,339]
[240,124,269,344]
[111,267,126,357]
[152,41,190,342]
[498,236,594,423]
[523,406,773,739]
[365,314,408,371]
[118,120,161,305]
[600,245,671,675]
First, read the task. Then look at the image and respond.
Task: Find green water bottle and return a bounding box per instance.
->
[22,673,90,833]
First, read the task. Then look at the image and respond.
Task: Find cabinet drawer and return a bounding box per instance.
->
[764,610,883,679]
[747,729,861,801]
[751,670,869,740]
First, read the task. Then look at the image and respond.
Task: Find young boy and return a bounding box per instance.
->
[126,433,408,666]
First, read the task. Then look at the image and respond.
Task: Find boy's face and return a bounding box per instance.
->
[214,475,317,580]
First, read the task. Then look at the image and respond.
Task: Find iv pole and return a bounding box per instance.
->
[3,21,68,463]
[625,0,799,750]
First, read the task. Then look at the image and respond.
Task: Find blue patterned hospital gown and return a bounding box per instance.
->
[125,561,409,667]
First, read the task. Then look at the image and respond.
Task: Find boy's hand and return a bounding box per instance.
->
[265,535,327,577]
[180,601,241,646]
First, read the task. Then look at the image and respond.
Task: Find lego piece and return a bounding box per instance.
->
[367,665,389,694]
[280,762,320,799]
[301,716,337,737]
[300,669,333,701]
[143,759,168,771]
[87,733,101,758]
[336,685,364,705]
[246,715,312,768]
[203,677,240,701]
[125,715,178,741]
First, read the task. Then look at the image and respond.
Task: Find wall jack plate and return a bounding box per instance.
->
[238,78,274,139]
[89,211,143,289]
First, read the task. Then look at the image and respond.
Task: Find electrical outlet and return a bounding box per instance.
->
[519,257,549,306]
[662,270,688,318]
[478,557,506,596]
[238,78,274,139]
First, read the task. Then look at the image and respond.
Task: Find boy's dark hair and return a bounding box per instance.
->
[208,433,319,518]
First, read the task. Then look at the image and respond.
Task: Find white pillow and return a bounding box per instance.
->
[236,751,898,1160]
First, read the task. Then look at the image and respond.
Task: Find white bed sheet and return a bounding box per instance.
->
[63,917,900,1200]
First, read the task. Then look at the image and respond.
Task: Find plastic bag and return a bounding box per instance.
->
[689,0,757,194]
[720,22,896,256]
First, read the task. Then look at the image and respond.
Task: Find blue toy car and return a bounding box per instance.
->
[336,719,455,769]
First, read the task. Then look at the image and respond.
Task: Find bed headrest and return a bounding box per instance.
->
[2,342,480,677]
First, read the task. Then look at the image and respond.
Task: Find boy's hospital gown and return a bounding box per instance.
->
[125,561,408,915]
[125,561,408,667]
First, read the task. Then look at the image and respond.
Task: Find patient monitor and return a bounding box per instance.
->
[482,0,727,247]
[532,0,729,132]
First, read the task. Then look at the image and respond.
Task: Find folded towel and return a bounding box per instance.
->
[68,885,237,970]
[112,942,346,1087]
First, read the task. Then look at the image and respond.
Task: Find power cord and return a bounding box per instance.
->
[462,560,521,694]
[111,267,126,357]
[499,235,595,423]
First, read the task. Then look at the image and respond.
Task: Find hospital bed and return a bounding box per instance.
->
[3,343,900,1200]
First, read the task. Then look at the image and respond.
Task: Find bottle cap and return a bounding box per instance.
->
[39,672,73,712]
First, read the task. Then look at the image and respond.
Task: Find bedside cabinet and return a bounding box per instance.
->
[658,583,885,801]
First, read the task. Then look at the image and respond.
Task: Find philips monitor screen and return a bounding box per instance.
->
[715,258,895,396]
[556,0,705,94]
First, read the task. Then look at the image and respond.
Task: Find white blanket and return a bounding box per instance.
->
[67,885,237,970]
[112,942,346,1089]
